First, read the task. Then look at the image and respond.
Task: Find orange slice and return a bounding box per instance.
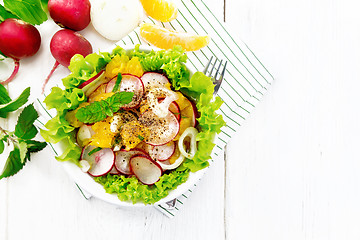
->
[140,23,210,51]
[105,55,144,79]
[140,0,178,22]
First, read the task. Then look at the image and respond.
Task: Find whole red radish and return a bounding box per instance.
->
[42,29,92,92]
[48,0,91,31]
[0,19,41,85]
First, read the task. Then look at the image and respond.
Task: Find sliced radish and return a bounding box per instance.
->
[157,154,185,171]
[147,87,178,118]
[79,160,91,172]
[109,166,120,175]
[139,110,180,146]
[78,70,104,89]
[135,142,153,154]
[114,148,147,175]
[159,99,181,121]
[81,145,115,177]
[149,141,176,161]
[76,125,95,147]
[130,154,163,185]
[87,84,107,103]
[106,74,144,108]
[189,99,198,127]
[141,72,169,92]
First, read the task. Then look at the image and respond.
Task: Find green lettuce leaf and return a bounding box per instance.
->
[131,45,190,90]
[179,72,226,172]
[95,169,189,204]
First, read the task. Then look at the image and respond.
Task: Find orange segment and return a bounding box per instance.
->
[140,23,210,51]
[105,55,144,79]
[140,0,178,22]
[90,118,116,148]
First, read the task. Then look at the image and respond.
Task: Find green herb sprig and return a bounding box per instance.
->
[0,85,47,180]
[75,91,134,124]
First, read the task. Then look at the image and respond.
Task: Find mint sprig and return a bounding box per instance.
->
[0,87,30,118]
[75,91,134,124]
[0,88,47,180]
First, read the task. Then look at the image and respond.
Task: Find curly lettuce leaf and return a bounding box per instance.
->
[95,169,189,204]
[179,72,226,172]
[131,45,190,90]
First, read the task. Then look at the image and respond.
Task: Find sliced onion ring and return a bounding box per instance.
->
[157,154,185,170]
[178,127,198,159]
[147,87,178,118]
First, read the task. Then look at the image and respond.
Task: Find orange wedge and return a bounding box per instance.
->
[140,23,210,51]
[140,0,178,22]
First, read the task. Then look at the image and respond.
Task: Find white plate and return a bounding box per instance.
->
[49,45,208,207]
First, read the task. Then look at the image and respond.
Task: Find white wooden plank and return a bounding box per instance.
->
[225,0,360,239]
[0,116,8,240]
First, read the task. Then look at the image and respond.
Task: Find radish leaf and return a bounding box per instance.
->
[3,0,47,25]
[0,4,19,23]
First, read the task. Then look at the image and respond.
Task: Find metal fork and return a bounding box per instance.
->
[203,56,228,96]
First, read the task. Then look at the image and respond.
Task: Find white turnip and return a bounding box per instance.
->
[42,29,93,92]
[0,19,41,85]
[48,0,91,31]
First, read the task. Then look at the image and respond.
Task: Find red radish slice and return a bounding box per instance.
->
[81,145,115,177]
[130,154,162,185]
[106,74,144,108]
[114,148,147,175]
[189,99,198,127]
[147,88,178,118]
[109,166,120,175]
[159,98,181,121]
[76,125,95,147]
[149,141,176,161]
[139,110,180,146]
[78,70,105,90]
[141,72,169,92]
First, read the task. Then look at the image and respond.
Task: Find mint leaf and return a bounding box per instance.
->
[0,84,11,104]
[108,91,134,112]
[112,74,122,92]
[24,140,47,153]
[3,0,47,25]
[14,104,38,139]
[0,140,4,154]
[0,147,23,180]
[0,87,30,118]
[0,4,19,23]
[76,92,134,123]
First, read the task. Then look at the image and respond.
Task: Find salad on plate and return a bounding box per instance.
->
[41,45,225,204]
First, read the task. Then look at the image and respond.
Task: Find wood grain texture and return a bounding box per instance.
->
[226,0,360,239]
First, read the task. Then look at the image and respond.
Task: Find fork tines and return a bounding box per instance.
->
[203,56,228,96]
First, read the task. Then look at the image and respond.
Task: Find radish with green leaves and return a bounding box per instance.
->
[0,19,41,85]
[42,29,93,92]
[48,0,91,31]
